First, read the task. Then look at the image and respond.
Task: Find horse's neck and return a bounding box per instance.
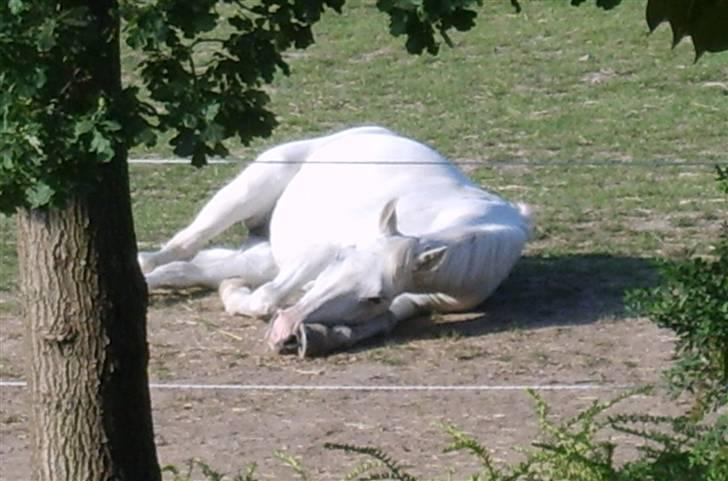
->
[412,223,528,299]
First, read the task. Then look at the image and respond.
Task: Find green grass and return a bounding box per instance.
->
[2,1,727,293]
[1,214,15,292]
[222,1,728,162]
[130,163,246,251]
[476,165,726,256]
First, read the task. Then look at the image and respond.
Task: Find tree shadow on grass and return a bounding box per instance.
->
[390,253,660,343]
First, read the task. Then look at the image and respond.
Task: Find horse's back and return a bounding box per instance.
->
[268,128,519,261]
[274,128,475,209]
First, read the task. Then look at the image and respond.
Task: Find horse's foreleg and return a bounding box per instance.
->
[219,245,334,319]
[139,162,300,273]
[267,296,423,357]
[287,312,398,357]
[218,275,299,319]
[288,294,462,357]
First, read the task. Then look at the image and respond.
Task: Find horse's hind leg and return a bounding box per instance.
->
[145,237,277,290]
[139,160,301,274]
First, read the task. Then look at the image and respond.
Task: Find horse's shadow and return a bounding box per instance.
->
[389,253,659,343]
[147,253,660,353]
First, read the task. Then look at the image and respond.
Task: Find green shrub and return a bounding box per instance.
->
[163,459,258,481]
[162,391,726,481]
[326,389,727,481]
[627,167,728,416]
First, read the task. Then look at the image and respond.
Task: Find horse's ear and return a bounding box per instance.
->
[379,199,400,236]
[415,246,447,273]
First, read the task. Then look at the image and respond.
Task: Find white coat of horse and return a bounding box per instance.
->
[139,126,532,356]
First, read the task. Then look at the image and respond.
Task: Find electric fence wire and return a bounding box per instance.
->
[129,158,728,167]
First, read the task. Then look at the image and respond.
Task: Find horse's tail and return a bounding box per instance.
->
[516,202,534,239]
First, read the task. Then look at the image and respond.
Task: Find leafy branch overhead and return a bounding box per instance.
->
[645,0,728,60]
[0,0,485,212]
[125,0,508,166]
[2,0,728,213]
[572,0,728,60]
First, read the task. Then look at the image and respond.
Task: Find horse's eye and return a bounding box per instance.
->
[365,296,383,305]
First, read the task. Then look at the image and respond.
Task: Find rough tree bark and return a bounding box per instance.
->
[14,1,161,480]
[16,160,160,481]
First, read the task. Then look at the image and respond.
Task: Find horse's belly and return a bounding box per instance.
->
[269,185,384,263]
[268,182,497,265]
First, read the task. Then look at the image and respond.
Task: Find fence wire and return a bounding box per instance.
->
[129,158,728,167]
[0,380,636,392]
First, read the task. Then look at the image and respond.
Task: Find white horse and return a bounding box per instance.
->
[139,126,532,356]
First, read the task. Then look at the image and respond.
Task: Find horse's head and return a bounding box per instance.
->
[266,200,447,353]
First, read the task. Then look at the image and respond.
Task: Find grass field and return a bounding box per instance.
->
[1,1,726,293]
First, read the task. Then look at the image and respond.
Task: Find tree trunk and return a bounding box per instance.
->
[16,154,160,481]
[16,151,160,480]
[14,1,160,480]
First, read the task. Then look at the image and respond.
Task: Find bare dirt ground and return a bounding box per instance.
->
[0,254,687,480]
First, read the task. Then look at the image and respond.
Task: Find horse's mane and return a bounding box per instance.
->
[415,205,531,301]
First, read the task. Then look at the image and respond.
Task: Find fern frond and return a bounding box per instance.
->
[340,460,386,481]
[325,443,419,481]
[274,451,309,481]
[568,386,652,432]
[441,422,500,479]
[232,463,259,481]
[195,459,227,481]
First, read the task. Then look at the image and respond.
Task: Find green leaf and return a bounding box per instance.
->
[33,68,47,89]
[25,182,54,208]
[90,130,114,161]
[394,0,421,10]
[36,19,56,51]
[389,11,409,36]
[203,102,221,122]
[74,118,95,138]
[9,0,25,15]
[2,154,14,170]
[101,120,122,133]
[450,9,477,32]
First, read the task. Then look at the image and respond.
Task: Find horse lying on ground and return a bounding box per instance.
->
[139,126,532,356]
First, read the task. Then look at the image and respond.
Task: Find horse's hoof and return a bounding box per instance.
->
[219,279,251,316]
[138,252,156,274]
[265,326,298,355]
[275,335,300,355]
[219,278,247,295]
[295,323,354,358]
[295,324,310,357]
[267,324,318,357]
